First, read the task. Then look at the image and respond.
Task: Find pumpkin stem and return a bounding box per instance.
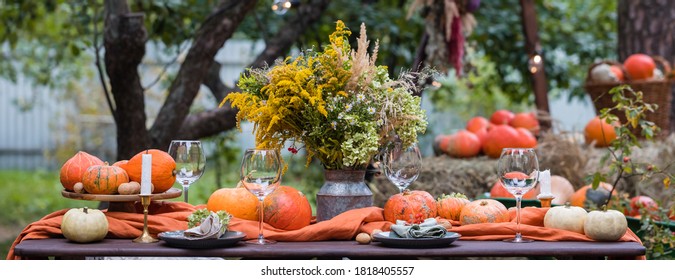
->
[83,207,88,214]
[564,202,571,208]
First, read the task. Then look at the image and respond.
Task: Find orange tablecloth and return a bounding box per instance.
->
[6,202,645,260]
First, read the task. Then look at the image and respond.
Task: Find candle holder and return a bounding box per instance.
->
[133,194,158,243]
[537,194,555,208]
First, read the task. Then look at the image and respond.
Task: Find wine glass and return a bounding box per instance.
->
[381,141,422,193]
[497,147,539,243]
[240,148,282,245]
[167,140,206,204]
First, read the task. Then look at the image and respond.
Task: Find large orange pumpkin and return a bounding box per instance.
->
[623,53,655,80]
[443,130,481,158]
[112,160,128,168]
[509,112,540,136]
[584,116,618,148]
[466,116,490,132]
[60,151,105,191]
[459,199,510,225]
[82,164,129,194]
[263,186,312,230]
[207,186,259,221]
[569,182,614,209]
[436,193,470,221]
[122,149,177,193]
[384,190,438,224]
[515,127,537,148]
[489,180,539,199]
[482,124,521,158]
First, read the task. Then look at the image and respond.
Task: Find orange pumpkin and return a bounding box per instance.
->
[466,116,490,132]
[569,182,614,209]
[60,151,105,191]
[459,199,510,225]
[443,130,481,158]
[383,190,438,224]
[509,112,540,136]
[436,193,470,221]
[263,186,312,230]
[207,186,259,221]
[489,180,539,199]
[122,149,177,193]
[482,124,521,158]
[489,109,515,125]
[515,127,538,148]
[584,116,618,148]
[623,53,655,80]
[112,160,128,168]
[82,163,129,194]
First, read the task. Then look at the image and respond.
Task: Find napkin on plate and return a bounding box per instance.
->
[390,218,448,238]
[183,212,226,240]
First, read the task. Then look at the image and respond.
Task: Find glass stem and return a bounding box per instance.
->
[258,198,264,242]
[515,195,522,240]
[183,184,190,204]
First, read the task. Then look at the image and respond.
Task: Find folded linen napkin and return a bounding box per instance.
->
[183,212,226,240]
[390,218,448,238]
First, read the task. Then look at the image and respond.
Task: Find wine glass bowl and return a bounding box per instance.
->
[240,148,281,245]
[497,147,539,243]
[167,140,206,204]
[381,142,422,193]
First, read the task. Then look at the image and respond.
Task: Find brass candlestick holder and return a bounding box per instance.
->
[133,194,158,243]
[537,195,555,208]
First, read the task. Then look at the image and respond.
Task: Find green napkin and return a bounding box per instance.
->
[390,218,448,238]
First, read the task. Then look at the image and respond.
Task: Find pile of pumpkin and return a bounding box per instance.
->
[383,189,629,241]
[433,109,539,159]
[59,150,177,195]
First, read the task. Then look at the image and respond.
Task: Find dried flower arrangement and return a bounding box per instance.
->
[222,20,429,170]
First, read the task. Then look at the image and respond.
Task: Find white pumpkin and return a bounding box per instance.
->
[61,207,109,243]
[550,175,575,205]
[584,209,627,241]
[544,203,587,234]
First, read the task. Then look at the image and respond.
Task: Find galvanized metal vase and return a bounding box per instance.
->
[316,169,373,222]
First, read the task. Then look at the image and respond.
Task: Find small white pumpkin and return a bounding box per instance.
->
[61,207,109,243]
[543,203,587,234]
[584,209,627,241]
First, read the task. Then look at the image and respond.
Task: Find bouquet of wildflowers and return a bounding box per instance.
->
[222,20,428,170]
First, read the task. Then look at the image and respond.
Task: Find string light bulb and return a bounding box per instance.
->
[528,52,543,74]
[271,0,291,15]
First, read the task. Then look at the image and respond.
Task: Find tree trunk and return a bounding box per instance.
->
[104,0,148,160]
[617,0,675,132]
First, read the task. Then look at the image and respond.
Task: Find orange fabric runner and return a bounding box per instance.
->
[6,203,645,260]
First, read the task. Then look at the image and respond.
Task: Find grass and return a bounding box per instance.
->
[0,154,324,259]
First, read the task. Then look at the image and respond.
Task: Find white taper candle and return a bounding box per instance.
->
[141,152,152,195]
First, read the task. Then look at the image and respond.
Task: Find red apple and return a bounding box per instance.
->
[509,112,540,136]
[489,109,515,125]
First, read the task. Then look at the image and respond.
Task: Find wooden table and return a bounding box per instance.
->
[13,238,645,260]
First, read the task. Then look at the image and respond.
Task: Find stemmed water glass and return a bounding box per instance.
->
[168,140,206,204]
[381,141,422,193]
[240,148,282,245]
[497,147,539,243]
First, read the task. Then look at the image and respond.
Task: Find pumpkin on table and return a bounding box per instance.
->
[263,185,312,230]
[82,163,129,194]
[436,193,470,221]
[459,199,510,225]
[61,207,109,243]
[584,209,628,241]
[121,149,177,193]
[60,151,105,191]
[207,186,260,221]
[543,203,587,234]
[384,190,437,224]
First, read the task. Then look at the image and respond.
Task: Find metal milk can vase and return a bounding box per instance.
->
[316,169,373,222]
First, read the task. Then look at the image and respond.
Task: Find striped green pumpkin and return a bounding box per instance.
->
[82,163,129,194]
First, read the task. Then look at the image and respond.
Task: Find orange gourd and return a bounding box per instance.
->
[60,151,105,191]
[584,116,618,148]
[82,163,129,194]
[482,125,521,158]
[112,160,128,168]
[436,193,470,221]
[207,187,260,221]
[444,130,482,158]
[383,190,438,224]
[569,182,614,209]
[122,149,176,193]
[263,186,312,230]
[489,180,539,199]
[459,199,510,225]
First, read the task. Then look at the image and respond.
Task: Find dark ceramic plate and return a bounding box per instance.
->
[372,231,461,249]
[158,230,246,249]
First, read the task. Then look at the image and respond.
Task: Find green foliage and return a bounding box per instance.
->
[186,208,231,229]
[470,0,617,102]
